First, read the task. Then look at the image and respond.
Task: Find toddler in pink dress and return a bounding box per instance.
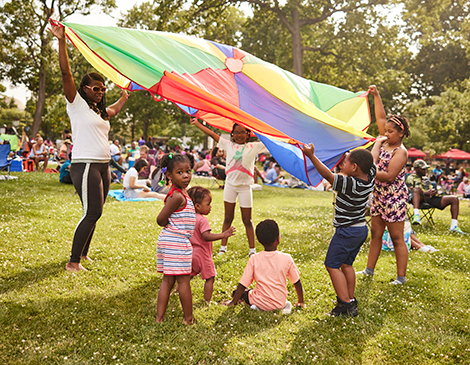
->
[187,186,236,303]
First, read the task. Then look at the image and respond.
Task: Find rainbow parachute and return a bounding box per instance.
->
[61,21,374,185]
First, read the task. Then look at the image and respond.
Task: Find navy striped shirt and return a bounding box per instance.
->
[332,164,376,227]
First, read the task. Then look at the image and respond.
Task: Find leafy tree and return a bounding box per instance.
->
[0,0,116,138]
[405,79,470,153]
[401,0,470,98]
[201,0,388,77]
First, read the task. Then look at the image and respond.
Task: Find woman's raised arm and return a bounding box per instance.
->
[49,21,76,103]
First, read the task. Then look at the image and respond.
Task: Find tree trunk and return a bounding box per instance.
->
[32,67,46,137]
[291,8,303,77]
[143,119,149,140]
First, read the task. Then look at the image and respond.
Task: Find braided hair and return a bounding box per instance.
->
[78,72,109,120]
[387,115,411,138]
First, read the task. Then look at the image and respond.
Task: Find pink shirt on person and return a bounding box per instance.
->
[190,214,216,280]
[240,251,300,311]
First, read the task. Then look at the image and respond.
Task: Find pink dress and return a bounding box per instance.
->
[370,146,408,222]
[157,186,196,275]
[190,214,216,280]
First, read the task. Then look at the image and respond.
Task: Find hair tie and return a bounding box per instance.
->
[389,116,404,130]
[161,167,167,173]
[158,179,165,187]
[169,153,173,159]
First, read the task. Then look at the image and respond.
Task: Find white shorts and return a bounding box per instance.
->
[224,182,253,208]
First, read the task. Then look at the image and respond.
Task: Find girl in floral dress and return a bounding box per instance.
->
[358,85,410,285]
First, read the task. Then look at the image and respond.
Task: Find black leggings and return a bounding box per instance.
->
[69,162,110,263]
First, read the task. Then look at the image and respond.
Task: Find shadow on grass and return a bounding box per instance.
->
[0,261,66,295]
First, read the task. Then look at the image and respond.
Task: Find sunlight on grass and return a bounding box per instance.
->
[1,172,469,364]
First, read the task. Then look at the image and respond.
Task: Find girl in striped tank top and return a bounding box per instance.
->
[156,153,196,324]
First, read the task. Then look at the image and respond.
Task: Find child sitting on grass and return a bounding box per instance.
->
[222,219,305,313]
[303,144,375,317]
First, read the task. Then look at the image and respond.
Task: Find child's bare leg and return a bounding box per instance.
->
[341,264,356,300]
[326,266,349,302]
[366,216,387,270]
[220,202,236,250]
[240,207,255,249]
[176,275,193,324]
[203,277,215,303]
[156,275,176,323]
[387,221,408,277]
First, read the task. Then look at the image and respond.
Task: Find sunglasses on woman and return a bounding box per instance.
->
[85,85,106,93]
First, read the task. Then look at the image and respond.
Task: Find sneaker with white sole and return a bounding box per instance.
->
[282,301,293,315]
[449,226,467,234]
[356,269,373,276]
[411,214,421,225]
[390,279,404,285]
[329,300,358,317]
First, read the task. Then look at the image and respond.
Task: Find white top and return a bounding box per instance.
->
[123,167,138,191]
[66,93,110,161]
[217,137,267,186]
[110,143,120,156]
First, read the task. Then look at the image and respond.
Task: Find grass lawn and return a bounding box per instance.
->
[1,172,470,364]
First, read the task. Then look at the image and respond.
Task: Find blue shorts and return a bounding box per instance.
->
[324,225,368,269]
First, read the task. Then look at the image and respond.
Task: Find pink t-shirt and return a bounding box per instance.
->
[240,251,300,311]
[190,214,216,280]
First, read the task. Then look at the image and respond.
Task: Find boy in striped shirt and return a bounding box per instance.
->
[303,144,376,316]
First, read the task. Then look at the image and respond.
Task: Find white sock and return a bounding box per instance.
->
[219,245,227,252]
[414,209,420,216]
[450,219,458,229]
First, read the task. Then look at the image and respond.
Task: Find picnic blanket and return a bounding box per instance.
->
[108,189,161,202]
[263,182,290,188]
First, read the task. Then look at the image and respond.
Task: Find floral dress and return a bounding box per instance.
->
[370,146,408,222]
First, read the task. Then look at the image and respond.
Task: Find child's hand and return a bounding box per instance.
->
[190,117,199,125]
[295,302,306,308]
[368,85,379,95]
[375,135,387,144]
[302,143,315,158]
[143,187,150,192]
[224,226,236,238]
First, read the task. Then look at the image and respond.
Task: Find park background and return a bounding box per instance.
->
[1,0,470,363]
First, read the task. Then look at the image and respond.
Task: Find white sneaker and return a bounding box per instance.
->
[418,246,431,253]
[390,279,404,285]
[250,304,260,311]
[356,269,373,276]
[282,301,293,315]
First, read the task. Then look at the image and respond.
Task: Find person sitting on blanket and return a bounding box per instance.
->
[123,158,165,199]
[265,162,285,184]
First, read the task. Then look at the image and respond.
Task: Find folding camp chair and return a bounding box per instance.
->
[0,144,13,180]
[407,202,436,227]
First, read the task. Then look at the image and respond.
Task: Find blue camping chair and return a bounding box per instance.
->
[0,144,13,179]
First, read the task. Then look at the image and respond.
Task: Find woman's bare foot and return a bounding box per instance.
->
[80,256,93,262]
[65,262,87,272]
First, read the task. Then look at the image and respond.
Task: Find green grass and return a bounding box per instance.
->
[1,172,470,364]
